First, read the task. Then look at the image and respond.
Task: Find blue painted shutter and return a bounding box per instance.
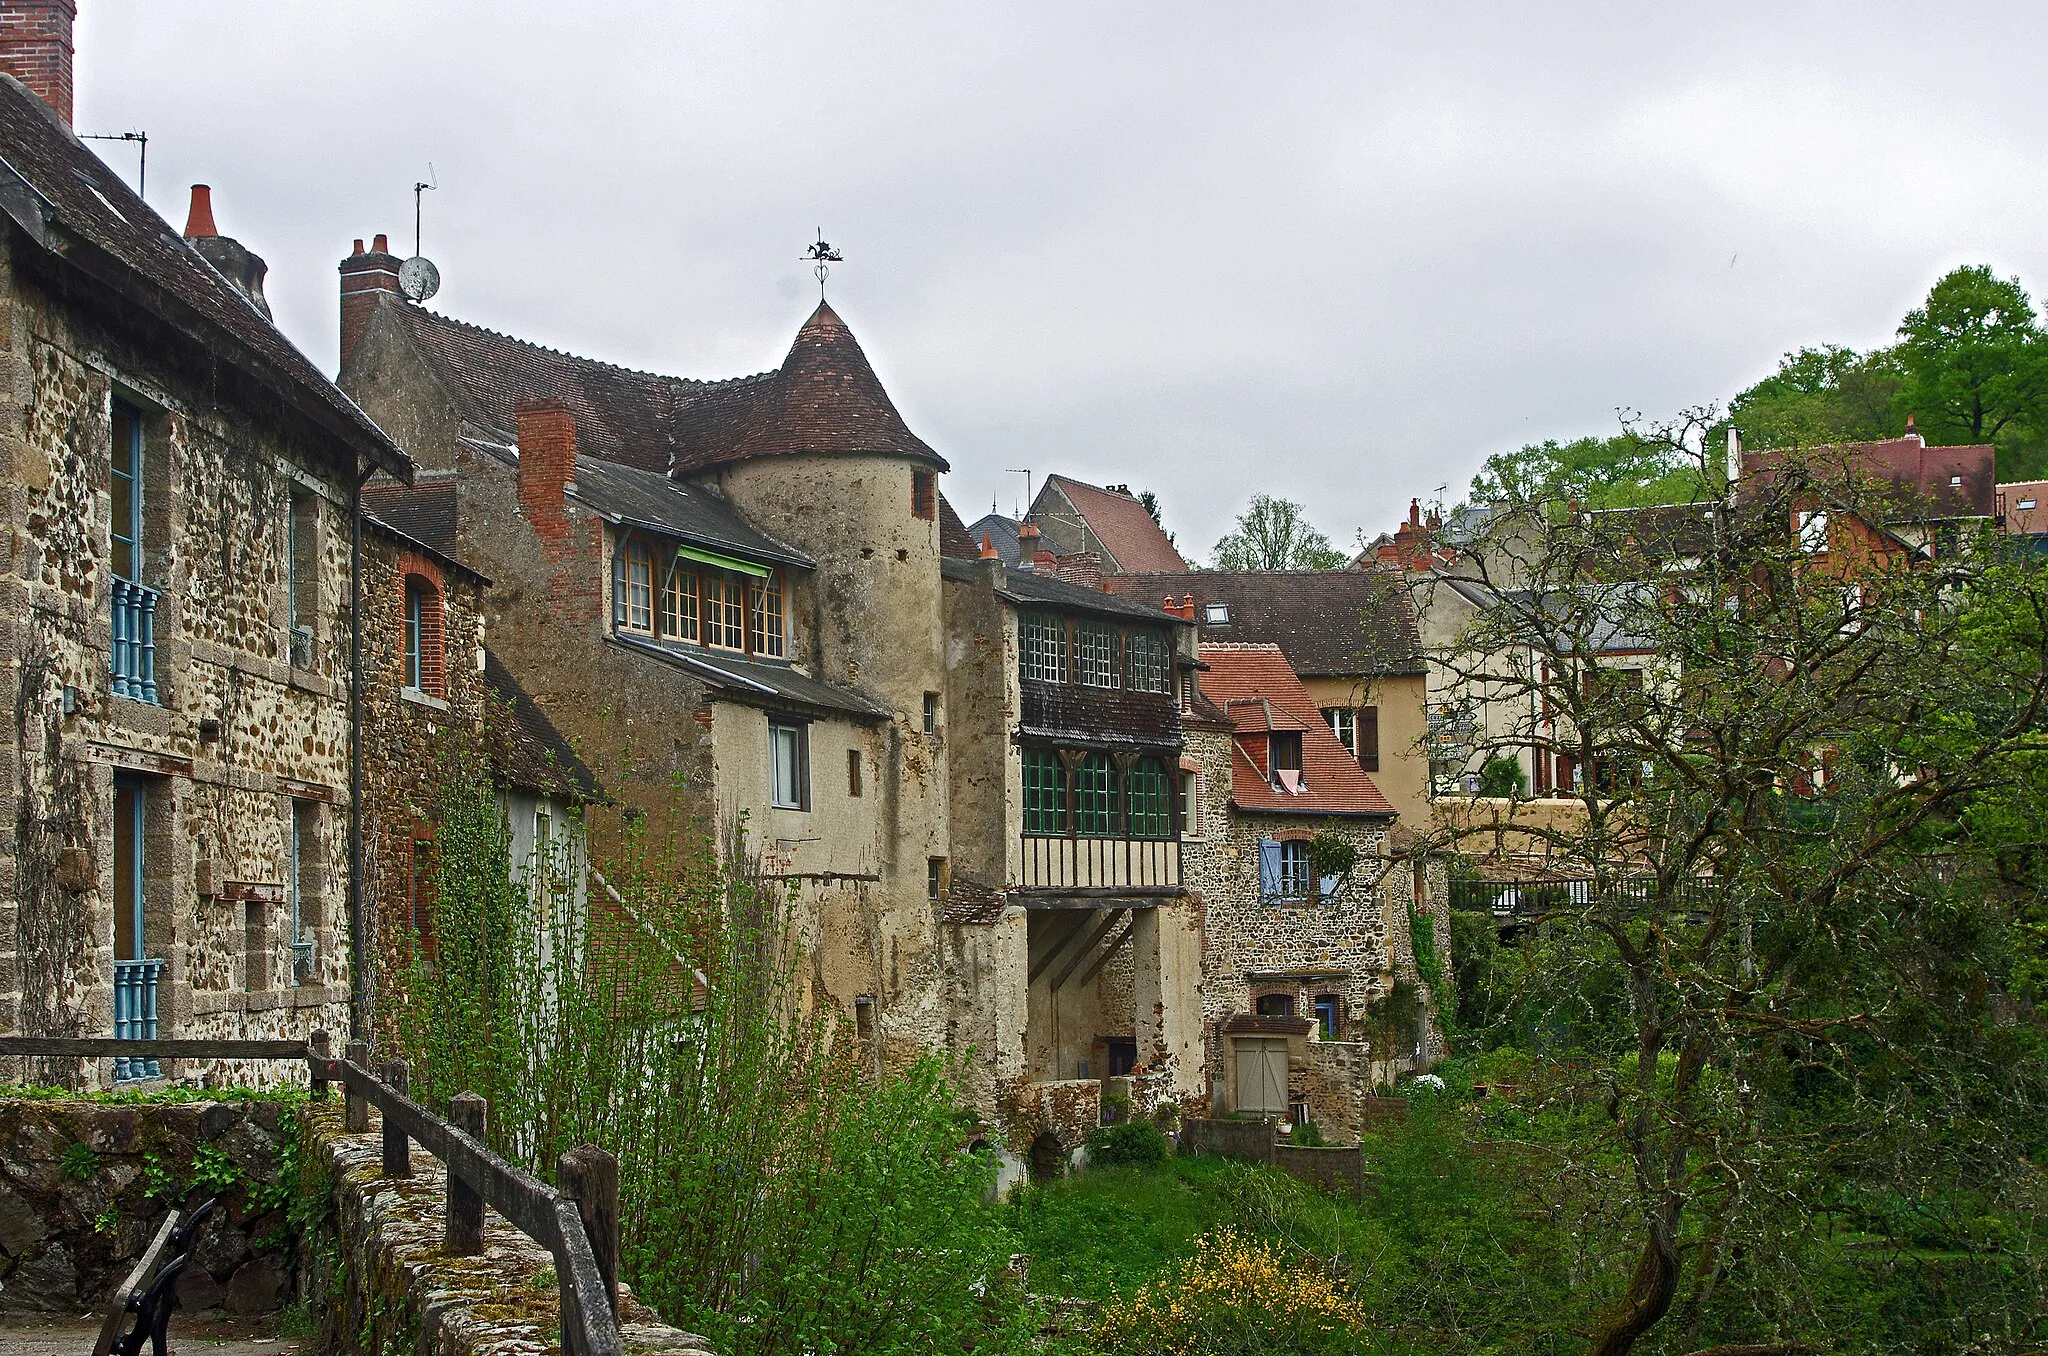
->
[611,548,626,628]
[1318,872,1340,902]
[1257,838,1281,900]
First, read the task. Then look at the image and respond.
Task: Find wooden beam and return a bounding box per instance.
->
[1030,909,1105,984]
[1073,917,1140,990]
[0,1036,312,1060]
[1026,910,1089,976]
[1051,908,1128,992]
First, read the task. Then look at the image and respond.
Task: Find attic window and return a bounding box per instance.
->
[1268,732,1302,791]
[1950,475,1963,487]
[1204,602,1230,625]
[912,470,936,521]
[2020,499,2039,511]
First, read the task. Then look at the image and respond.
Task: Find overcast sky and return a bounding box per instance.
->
[73,3,2048,560]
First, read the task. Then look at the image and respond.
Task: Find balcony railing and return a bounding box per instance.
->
[113,958,164,1079]
[1020,835,1180,891]
[111,577,160,703]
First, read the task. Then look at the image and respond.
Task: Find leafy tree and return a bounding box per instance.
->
[1897,264,2048,479]
[1429,422,2048,1354]
[1211,494,1345,570]
[1724,343,1904,450]
[1468,432,1708,511]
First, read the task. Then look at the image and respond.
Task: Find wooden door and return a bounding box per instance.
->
[1235,1037,1289,1115]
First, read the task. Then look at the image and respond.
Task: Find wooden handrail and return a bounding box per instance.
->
[0,1035,622,1356]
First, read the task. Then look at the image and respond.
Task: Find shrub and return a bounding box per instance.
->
[1093,1229,1370,1356]
[1290,1119,1326,1148]
[1476,754,1526,799]
[1086,1120,1170,1168]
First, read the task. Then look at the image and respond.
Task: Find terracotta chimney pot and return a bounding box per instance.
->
[183,185,218,239]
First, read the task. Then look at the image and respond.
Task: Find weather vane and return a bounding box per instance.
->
[802,229,842,298]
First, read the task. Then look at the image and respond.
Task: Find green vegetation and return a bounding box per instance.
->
[1084,1120,1171,1168]
[59,1140,100,1181]
[1210,493,1347,570]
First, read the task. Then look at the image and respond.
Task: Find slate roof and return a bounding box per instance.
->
[1200,644,1394,818]
[2000,480,2048,536]
[941,557,1194,625]
[608,631,890,723]
[568,455,814,568]
[362,503,487,585]
[363,474,458,555]
[483,651,606,803]
[968,512,1024,565]
[1035,476,1189,573]
[0,75,409,479]
[1105,570,1425,677]
[383,299,944,478]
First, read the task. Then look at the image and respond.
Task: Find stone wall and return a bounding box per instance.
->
[0,1095,298,1315]
[298,1098,715,1356]
[1178,1117,1368,1202]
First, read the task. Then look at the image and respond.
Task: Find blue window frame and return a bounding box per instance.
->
[111,403,143,583]
[112,776,161,1078]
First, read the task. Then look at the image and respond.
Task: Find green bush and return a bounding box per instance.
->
[1476,754,1526,799]
[1086,1120,1170,1168]
[1289,1119,1326,1148]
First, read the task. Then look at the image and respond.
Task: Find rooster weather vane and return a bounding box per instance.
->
[802,229,843,298]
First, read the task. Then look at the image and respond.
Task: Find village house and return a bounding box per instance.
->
[969,475,1188,580]
[1182,642,1444,1137]
[0,10,416,1086]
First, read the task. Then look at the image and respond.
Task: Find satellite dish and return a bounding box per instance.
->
[398,255,441,303]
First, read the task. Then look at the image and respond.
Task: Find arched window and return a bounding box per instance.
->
[402,574,445,696]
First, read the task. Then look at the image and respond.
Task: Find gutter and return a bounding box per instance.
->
[348,458,375,1042]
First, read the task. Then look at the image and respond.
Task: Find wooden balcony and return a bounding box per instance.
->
[1019,834,1181,893]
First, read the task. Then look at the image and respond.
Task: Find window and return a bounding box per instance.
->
[770,722,810,810]
[1125,757,1172,838]
[288,488,317,666]
[1106,1037,1138,1077]
[1126,629,1171,694]
[1020,613,1067,684]
[1023,748,1068,834]
[749,572,785,658]
[923,692,939,733]
[927,858,945,899]
[1204,602,1229,625]
[624,543,655,632]
[1180,770,1203,837]
[1074,752,1116,835]
[2020,498,2039,511]
[1312,994,1342,1041]
[403,580,425,691]
[112,403,144,583]
[401,576,444,695]
[847,749,863,797]
[1357,705,1380,773]
[1323,707,1355,756]
[1258,837,1314,901]
[1076,621,1118,688]
[912,469,936,521]
[112,776,160,1078]
[1254,992,1294,1018]
[705,571,745,650]
[1268,732,1303,793]
[662,562,699,642]
[1797,510,1829,554]
[854,995,876,1038]
[289,800,317,984]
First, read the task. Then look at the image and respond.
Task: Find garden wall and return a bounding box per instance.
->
[0,1094,297,1315]
[298,1097,717,1356]
[1179,1117,1370,1201]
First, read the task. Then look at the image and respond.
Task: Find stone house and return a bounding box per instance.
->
[1023,475,1188,576]
[0,31,414,1086]
[1105,569,1431,826]
[357,511,601,1036]
[1185,642,1445,1138]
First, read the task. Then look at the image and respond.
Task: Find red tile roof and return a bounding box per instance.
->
[384,300,944,476]
[1039,476,1189,573]
[2001,480,2048,535]
[1198,643,1394,817]
[938,492,980,559]
[1740,437,1996,519]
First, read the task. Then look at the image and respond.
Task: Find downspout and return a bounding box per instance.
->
[349,457,376,1042]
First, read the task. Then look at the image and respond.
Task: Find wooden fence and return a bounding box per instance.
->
[0,1034,622,1356]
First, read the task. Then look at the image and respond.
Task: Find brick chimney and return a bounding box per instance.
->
[516,397,577,528]
[338,233,402,367]
[0,0,76,125]
[183,185,271,320]
[1016,522,1040,573]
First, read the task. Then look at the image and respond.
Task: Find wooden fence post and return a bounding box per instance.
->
[558,1145,619,1320]
[381,1060,411,1178]
[309,1030,331,1099]
[344,1040,370,1132]
[446,1092,486,1255]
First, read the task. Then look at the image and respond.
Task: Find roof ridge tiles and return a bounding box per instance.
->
[408,305,769,388]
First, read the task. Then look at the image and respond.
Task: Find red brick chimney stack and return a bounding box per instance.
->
[338,232,403,367]
[0,0,77,125]
[515,397,577,527]
[183,185,218,239]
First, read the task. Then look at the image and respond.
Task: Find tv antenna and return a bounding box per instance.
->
[1006,468,1032,516]
[399,165,441,304]
[801,228,842,298]
[82,130,147,198]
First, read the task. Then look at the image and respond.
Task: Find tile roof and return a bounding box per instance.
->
[2000,480,2048,536]
[483,651,606,803]
[1036,476,1189,573]
[938,493,980,560]
[1740,437,1997,519]
[363,474,458,555]
[382,299,945,478]
[1105,569,1425,677]
[608,631,891,722]
[1198,643,1395,818]
[0,75,409,479]
[568,454,814,568]
[947,558,1197,624]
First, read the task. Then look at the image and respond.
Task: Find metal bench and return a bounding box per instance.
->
[90,1198,217,1356]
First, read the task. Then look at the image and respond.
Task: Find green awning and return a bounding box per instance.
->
[675,544,771,578]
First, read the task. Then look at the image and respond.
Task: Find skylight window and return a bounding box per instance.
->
[1204,602,1229,625]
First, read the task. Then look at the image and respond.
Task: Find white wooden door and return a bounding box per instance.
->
[1235,1037,1289,1115]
